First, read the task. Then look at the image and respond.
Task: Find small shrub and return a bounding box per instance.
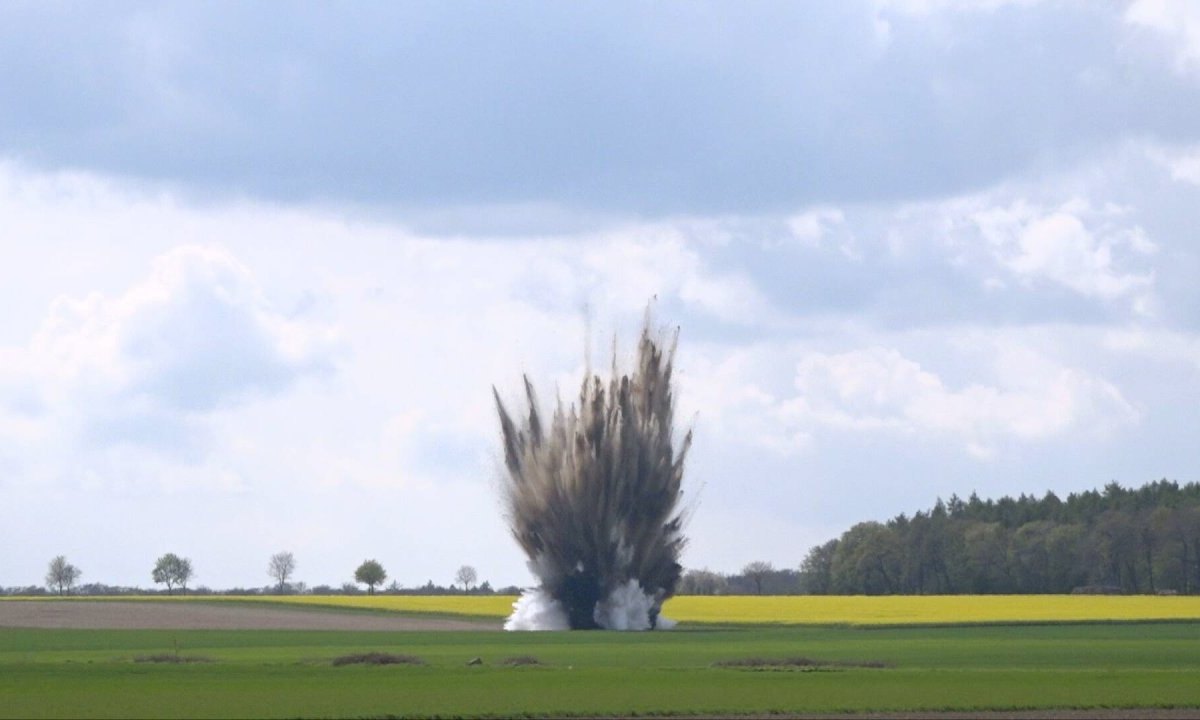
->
[331,652,424,667]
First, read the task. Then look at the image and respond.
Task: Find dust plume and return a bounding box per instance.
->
[495,317,692,630]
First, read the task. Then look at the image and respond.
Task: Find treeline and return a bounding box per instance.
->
[808,480,1200,595]
[679,564,804,596]
[680,480,1200,596]
[13,480,1199,597]
[0,579,519,597]
[3,552,513,597]
[806,480,1200,592]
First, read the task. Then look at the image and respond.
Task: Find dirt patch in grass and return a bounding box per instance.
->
[133,654,214,664]
[499,655,542,666]
[331,652,424,667]
[713,656,888,670]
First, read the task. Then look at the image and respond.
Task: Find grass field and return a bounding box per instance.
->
[6,596,1200,717]
[3,621,1200,717]
[13,593,1200,625]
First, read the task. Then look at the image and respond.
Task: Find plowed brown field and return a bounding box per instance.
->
[0,600,501,631]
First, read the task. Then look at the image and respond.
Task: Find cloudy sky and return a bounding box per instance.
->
[3,0,1200,591]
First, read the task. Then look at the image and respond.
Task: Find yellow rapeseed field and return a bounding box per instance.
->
[235,593,1200,625]
[223,594,515,618]
[661,594,1200,625]
[11,593,1200,625]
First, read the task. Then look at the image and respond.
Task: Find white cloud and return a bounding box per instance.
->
[1007,213,1145,298]
[1103,327,1200,371]
[780,344,1137,459]
[881,185,1163,319]
[0,163,788,501]
[676,346,813,458]
[576,227,777,326]
[1146,143,1200,185]
[1,244,337,459]
[786,208,846,248]
[781,208,862,261]
[676,334,1140,462]
[870,0,1049,41]
[1,153,1197,587]
[970,200,1156,310]
[1125,0,1200,74]
[874,0,1046,14]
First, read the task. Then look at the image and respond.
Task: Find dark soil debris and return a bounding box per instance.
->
[713,656,887,670]
[133,654,214,664]
[331,652,424,666]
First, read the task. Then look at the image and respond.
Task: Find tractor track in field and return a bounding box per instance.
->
[0,600,502,631]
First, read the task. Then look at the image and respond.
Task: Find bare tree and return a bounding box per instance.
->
[678,568,729,595]
[45,555,81,596]
[455,565,478,592]
[742,561,774,595]
[354,559,387,595]
[268,551,296,594]
[152,553,194,595]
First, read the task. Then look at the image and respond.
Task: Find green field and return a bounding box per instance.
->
[3,622,1200,718]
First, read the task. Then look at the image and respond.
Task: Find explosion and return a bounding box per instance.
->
[495,320,692,630]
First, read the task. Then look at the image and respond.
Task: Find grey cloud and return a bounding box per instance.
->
[680,136,1200,336]
[81,410,210,463]
[687,214,1131,334]
[1,2,1197,218]
[22,246,337,459]
[120,273,320,413]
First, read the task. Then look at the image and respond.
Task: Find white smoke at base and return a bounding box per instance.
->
[504,588,569,631]
[593,579,655,630]
[506,579,675,631]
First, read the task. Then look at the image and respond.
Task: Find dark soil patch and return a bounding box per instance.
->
[499,655,542,666]
[133,654,214,664]
[713,656,887,670]
[331,652,424,667]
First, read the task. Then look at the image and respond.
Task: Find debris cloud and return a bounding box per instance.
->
[496,318,691,630]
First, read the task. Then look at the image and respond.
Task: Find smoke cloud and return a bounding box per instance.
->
[496,319,692,630]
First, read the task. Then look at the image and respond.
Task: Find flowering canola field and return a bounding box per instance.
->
[38,593,1200,626]
[663,594,1200,625]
